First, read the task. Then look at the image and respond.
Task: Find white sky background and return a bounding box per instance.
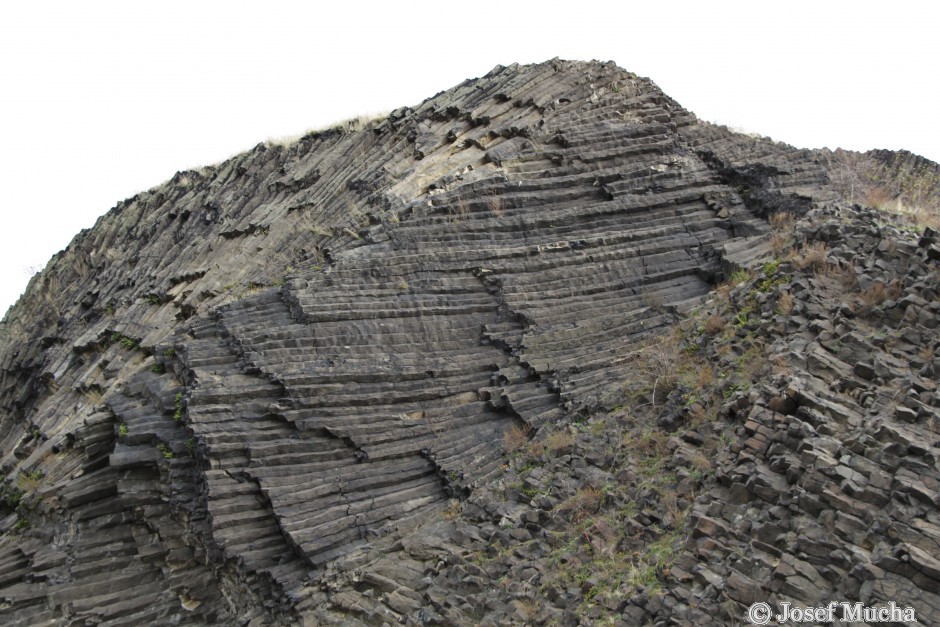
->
[1,0,937,317]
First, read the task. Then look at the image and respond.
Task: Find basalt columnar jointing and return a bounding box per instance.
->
[0,59,937,625]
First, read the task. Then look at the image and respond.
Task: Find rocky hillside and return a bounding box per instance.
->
[0,59,937,625]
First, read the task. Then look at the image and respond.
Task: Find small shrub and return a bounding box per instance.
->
[156,443,175,459]
[110,332,138,351]
[118,423,128,438]
[627,332,682,406]
[0,483,23,514]
[728,268,751,286]
[777,291,795,315]
[762,259,781,276]
[173,392,184,422]
[641,290,666,310]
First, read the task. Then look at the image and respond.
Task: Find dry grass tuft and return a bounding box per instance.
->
[715,282,733,302]
[513,598,540,622]
[859,280,903,308]
[452,198,470,223]
[768,212,796,254]
[82,386,104,405]
[660,488,683,524]
[788,241,829,272]
[770,231,791,256]
[635,430,669,458]
[777,291,794,315]
[770,353,792,376]
[487,194,503,217]
[544,430,575,454]
[822,262,859,292]
[703,314,726,335]
[585,518,620,557]
[865,186,894,209]
[694,365,716,390]
[503,423,532,452]
[266,112,390,147]
[558,485,603,522]
[690,453,711,472]
[441,499,463,520]
[769,211,796,231]
[920,345,935,362]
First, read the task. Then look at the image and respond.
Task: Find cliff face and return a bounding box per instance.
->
[0,59,937,625]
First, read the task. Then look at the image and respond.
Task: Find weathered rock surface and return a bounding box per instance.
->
[0,59,936,625]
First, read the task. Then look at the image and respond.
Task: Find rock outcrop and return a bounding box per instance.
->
[0,59,936,625]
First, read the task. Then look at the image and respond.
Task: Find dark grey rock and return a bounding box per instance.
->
[2,59,939,626]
